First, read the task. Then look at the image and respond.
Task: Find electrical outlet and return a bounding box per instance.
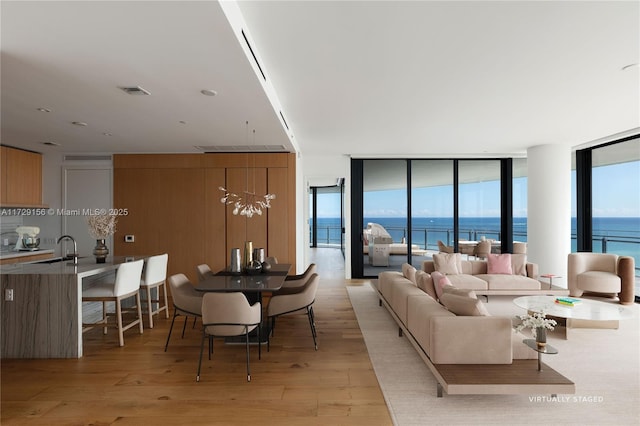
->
[3,238,8,246]
[125,235,135,243]
[5,289,14,302]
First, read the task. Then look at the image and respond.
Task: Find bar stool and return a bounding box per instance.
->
[82,259,144,346]
[140,253,169,328]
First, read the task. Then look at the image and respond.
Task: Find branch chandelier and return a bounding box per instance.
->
[219,122,276,218]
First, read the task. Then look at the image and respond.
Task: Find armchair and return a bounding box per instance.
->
[567,253,635,305]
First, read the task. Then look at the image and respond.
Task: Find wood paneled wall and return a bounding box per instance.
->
[113,153,296,283]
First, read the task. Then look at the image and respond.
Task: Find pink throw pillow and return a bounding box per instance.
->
[487,253,513,275]
[431,271,453,299]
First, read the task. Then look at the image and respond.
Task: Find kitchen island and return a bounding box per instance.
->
[0,256,146,358]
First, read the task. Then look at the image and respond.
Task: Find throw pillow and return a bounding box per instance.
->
[487,253,513,275]
[433,253,462,275]
[511,254,527,276]
[401,263,417,285]
[439,293,491,316]
[431,271,453,299]
[441,285,477,299]
[416,270,437,300]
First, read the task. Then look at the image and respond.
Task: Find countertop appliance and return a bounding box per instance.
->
[15,226,41,251]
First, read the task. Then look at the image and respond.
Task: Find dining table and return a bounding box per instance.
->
[194,263,292,343]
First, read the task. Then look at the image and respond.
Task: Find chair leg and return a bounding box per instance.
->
[116,299,124,347]
[208,335,213,360]
[102,301,108,335]
[136,293,144,334]
[197,330,207,382]
[258,325,261,360]
[146,286,154,328]
[182,316,189,338]
[245,326,251,382]
[164,311,178,351]
[307,306,318,350]
[161,282,169,319]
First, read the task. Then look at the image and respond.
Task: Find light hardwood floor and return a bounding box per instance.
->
[1,249,392,425]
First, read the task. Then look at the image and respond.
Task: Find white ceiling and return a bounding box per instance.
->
[2,1,639,158]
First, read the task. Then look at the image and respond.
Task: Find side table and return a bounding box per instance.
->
[539,273,561,289]
[523,339,558,371]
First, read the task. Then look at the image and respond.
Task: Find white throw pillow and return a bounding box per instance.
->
[433,253,462,275]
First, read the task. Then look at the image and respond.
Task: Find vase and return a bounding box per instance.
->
[243,241,253,268]
[93,239,109,263]
[535,326,547,348]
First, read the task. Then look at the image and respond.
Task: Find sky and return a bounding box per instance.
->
[314,160,640,219]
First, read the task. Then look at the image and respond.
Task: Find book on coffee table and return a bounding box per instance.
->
[555,297,582,306]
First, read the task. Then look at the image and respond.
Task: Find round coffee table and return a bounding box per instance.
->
[514,296,634,338]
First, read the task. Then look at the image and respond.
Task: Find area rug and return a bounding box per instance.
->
[346,283,640,426]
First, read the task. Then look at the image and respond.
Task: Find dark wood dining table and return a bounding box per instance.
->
[194,263,292,343]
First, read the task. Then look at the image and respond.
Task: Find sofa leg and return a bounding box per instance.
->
[398,327,402,337]
[437,383,443,398]
[379,299,382,307]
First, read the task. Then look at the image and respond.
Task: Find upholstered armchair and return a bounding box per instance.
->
[567,253,636,305]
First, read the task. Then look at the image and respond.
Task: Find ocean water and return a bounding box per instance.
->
[313,216,640,267]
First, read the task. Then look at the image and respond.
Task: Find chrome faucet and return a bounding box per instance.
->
[57,235,78,264]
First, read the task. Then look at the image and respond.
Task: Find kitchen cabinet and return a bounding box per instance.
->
[0,146,45,207]
[0,250,55,266]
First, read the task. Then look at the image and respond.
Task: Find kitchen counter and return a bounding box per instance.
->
[0,255,144,276]
[0,249,55,265]
[1,255,147,359]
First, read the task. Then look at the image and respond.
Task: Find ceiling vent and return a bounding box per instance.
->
[64,155,112,161]
[195,145,288,153]
[119,86,151,95]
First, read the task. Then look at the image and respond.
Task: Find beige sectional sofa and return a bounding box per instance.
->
[421,253,569,296]
[376,263,575,397]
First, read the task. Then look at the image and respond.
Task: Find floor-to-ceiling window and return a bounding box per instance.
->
[352,158,514,277]
[512,158,528,243]
[575,135,640,298]
[309,184,345,253]
[362,160,408,276]
[457,160,502,251]
[411,160,453,269]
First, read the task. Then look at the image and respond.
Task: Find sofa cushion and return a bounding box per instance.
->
[477,274,541,290]
[511,254,527,276]
[416,270,437,300]
[577,271,621,293]
[407,295,455,356]
[433,253,463,275]
[441,285,477,299]
[445,274,489,290]
[439,293,490,316]
[487,253,513,274]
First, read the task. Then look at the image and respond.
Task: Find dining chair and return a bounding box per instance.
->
[196,264,214,281]
[82,259,144,347]
[276,263,316,292]
[197,292,262,382]
[140,253,169,328]
[267,273,319,351]
[165,273,203,351]
[437,240,454,254]
[473,240,492,260]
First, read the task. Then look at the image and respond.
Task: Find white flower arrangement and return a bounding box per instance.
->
[86,214,118,239]
[514,311,557,339]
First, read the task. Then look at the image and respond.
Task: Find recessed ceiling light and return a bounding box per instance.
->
[102,132,112,136]
[200,89,217,96]
[179,120,187,124]
[72,121,88,127]
[37,107,51,113]
[42,141,60,146]
[622,63,638,71]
